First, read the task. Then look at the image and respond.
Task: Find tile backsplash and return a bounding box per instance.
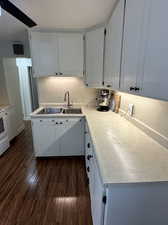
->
[118,92,168,140]
[37,77,98,106]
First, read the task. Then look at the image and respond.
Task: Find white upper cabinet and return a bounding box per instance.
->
[120,0,168,100]
[30,32,59,77]
[91,159,105,225]
[58,34,84,76]
[104,0,125,90]
[29,32,84,77]
[85,27,105,87]
[141,0,168,100]
[120,0,146,93]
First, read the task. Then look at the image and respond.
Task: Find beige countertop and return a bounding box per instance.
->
[82,106,168,185]
[0,104,11,110]
[31,105,168,185]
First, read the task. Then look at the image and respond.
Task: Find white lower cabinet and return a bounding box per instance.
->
[85,121,168,225]
[32,117,84,157]
[90,159,105,225]
[104,183,168,225]
[59,118,85,156]
[32,119,60,156]
[85,122,105,225]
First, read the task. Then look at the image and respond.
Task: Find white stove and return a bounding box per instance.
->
[0,109,10,155]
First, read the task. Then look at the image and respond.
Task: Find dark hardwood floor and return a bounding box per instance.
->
[0,123,93,225]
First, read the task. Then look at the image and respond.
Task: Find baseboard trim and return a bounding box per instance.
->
[17,123,25,136]
[119,109,168,149]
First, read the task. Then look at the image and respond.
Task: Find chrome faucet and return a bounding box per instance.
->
[64,91,72,107]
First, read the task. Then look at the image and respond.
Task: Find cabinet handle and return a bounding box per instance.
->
[129,87,135,91]
[134,87,140,92]
[60,122,63,124]
[106,85,111,88]
[55,72,58,75]
[130,87,140,92]
[87,166,90,172]
[87,143,90,148]
[59,72,63,75]
[87,155,93,160]
[56,122,58,125]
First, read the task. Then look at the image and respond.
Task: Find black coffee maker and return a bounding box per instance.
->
[97,89,112,112]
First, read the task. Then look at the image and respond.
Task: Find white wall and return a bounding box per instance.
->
[37,77,98,105]
[16,58,32,120]
[3,58,23,127]
[0,32,29,106]
[118,92,168,139]
[0,40,30,58]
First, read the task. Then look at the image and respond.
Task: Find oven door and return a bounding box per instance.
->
[0,117,6,140]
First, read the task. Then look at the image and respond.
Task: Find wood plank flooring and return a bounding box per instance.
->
[0,123,93,225]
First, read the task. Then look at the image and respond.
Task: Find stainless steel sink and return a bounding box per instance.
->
[37,107,82,115]
[63,108,82,114]
[37,108,63,114]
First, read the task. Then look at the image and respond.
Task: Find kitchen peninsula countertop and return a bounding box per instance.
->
[31,105,168,185]
[82,106,168,185]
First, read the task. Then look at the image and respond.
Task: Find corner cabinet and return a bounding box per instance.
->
[32,117,84,157]
[29,32,84,78]
[104,0,125,90]
[85,28,105,88]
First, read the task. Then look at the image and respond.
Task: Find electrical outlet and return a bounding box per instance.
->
[128,104,134,116]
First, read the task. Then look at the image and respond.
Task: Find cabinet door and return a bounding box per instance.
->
[32,119,60,156]
[30,32,59,77]
[59,118,84,156]
[58,34,84,76]
[85,28,105,87]
[89,155,105,225]
[141,0,168,100]
[120,0,146,93]
[104,0,125,90]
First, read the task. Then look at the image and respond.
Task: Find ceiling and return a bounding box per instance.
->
[0,0,116,42]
